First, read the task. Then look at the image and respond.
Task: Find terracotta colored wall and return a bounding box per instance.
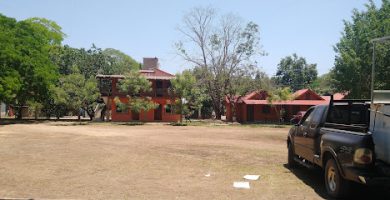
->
[110,97,180,122]
[237,104,314,123]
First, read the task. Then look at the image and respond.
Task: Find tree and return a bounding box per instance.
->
[55,69,100,120]
[310,72,336,95]
[274,54,318,91]
[41,85,68,119]
[331,0,390,98]
[170,70,198,123]
[176,6,265,119]
[266,87,294,122]
[115,70,157,116]
[102,48,140,74]
[0,14,64,119]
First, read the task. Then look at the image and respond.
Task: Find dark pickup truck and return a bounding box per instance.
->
[287,97,390,198]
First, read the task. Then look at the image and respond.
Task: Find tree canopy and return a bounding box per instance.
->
[274,53,318,92]
[0,14,64,118]
[115,70,157,114]
[331,0,390,98]
[176,6,265,119]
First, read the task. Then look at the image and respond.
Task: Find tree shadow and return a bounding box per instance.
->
[284,164,390,200]
[116,122,145,126]
[0,118,89,125]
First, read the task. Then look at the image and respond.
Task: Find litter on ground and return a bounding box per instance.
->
[233,181,250,189]
[243,175,260,181]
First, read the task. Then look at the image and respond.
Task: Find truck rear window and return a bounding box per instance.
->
[327,103,370,126]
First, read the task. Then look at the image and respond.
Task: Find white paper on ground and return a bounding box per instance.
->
[243,175,260,181]
[205,173,211,177]
[233,181,250,189]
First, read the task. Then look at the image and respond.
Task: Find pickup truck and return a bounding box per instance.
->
[287,95,390,198]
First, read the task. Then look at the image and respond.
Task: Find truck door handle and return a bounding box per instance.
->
[303,132,308,137]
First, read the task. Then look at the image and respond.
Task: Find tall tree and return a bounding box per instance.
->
[58,70,100,120]
[274,53,318,91]
[170,70,199,123]
[102,48,140,74]
[332,0,390,98]
[310,72,336,95]
[0,14,64,119]
[176,6,265,119]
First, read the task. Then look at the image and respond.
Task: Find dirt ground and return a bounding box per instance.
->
[0,122,389,199]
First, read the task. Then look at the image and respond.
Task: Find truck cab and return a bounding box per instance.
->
[287,97,390,198]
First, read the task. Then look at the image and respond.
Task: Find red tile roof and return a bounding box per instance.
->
[96,68,175,80]
[227,89,331,106]
[293,89,324,100]
[321,93,347,101]
[243,99,329,105]
[140,68,175,80]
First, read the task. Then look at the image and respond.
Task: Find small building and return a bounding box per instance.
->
[225,89,346,123]
[96,58,180,122]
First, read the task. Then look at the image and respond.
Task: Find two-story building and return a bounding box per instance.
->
[96,57,180,122]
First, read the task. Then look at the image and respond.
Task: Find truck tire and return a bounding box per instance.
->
[324,158,350,198]
[287,143,297,168]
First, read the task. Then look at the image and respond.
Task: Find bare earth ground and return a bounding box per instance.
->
[0,122,389,200]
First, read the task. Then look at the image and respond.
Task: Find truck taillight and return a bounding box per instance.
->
[353,148,373,164]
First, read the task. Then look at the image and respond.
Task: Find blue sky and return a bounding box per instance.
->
[0,0,381,76]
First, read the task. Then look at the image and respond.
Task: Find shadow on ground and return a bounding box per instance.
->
[284,164,390,200]
[0,119,89,125]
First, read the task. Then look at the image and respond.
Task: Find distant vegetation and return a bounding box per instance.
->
[0,0,388,120]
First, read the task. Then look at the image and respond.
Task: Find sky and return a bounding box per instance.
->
[0,0,382,76]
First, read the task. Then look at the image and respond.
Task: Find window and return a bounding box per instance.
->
[301,108,314,126]
[156,80,163,88]
[165,104,172,114]
[262,105,271,114]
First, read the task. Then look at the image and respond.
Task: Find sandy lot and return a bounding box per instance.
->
[0,122,388,199]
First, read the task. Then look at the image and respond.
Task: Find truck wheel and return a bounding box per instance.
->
[287,143,297,168]
[324,158,350,198]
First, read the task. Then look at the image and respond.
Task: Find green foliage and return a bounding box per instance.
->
[52,72,100,120]
[102,48,140,74]
[116,71,156,114]
[274,53,318,91]
[310,72,336,95]
[118,70,152,96]
[266,87,294,122]
[331,0,390,98]
[50,45,140,78]
[170,70,199,122]
[267,87,294,104]
[127,97,157,114]
[0,14,64,118]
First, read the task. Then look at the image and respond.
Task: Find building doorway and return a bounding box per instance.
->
[154,104,162,120]
[132,112,139,120]
[247,105,254,122]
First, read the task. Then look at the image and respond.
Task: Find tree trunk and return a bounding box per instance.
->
[34,105,38,120]
[17,106,23,120]
[180,99,183,123]
[198,107,202,119]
